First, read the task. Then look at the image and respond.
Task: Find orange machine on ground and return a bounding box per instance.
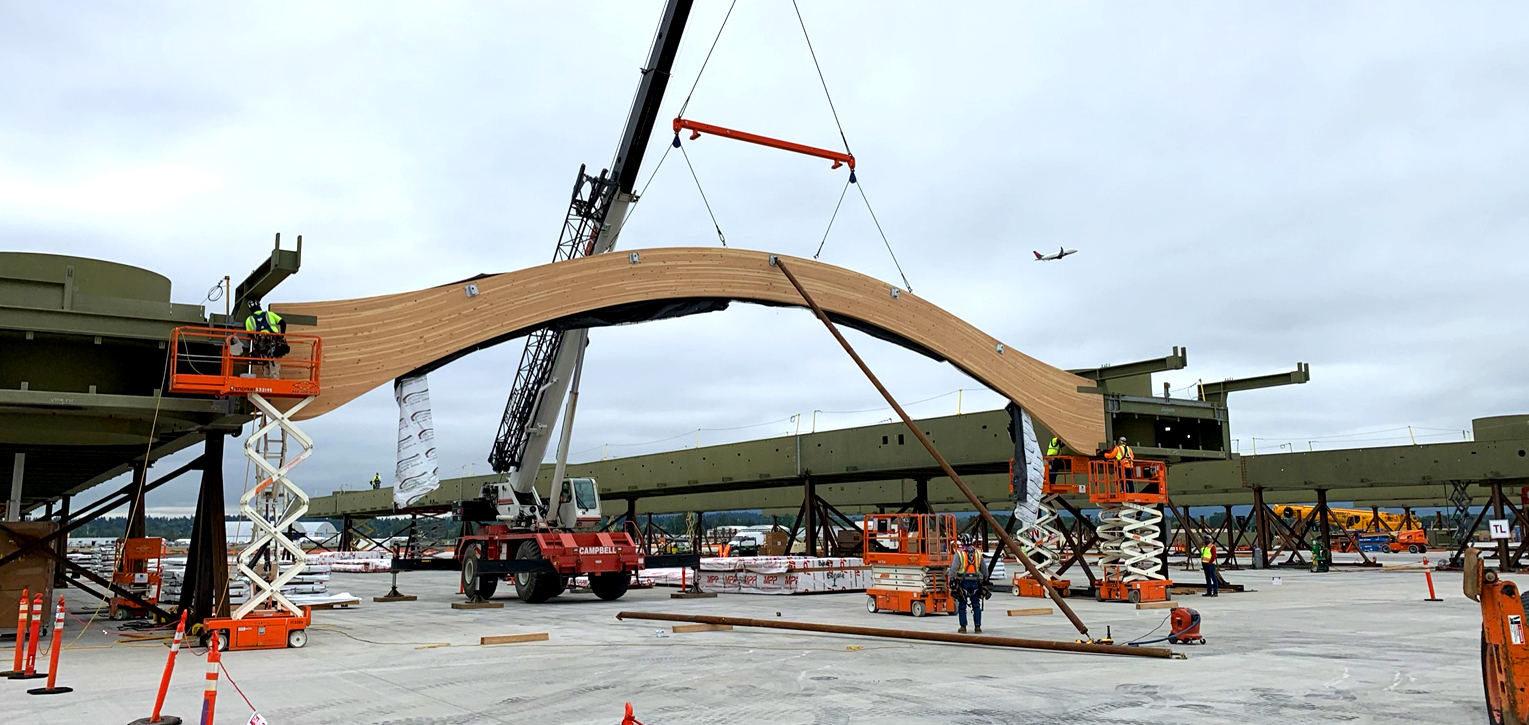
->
[863,514,957,618]
[1467,547,1529,724]
[1089,457,1173,604]
[109,537,166,620]
[169,326,321,650]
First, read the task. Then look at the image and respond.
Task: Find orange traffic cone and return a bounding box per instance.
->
[4,589,26,678]
[28,596,72,695]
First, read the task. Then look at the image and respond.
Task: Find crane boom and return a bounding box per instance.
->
[487,0,694,524]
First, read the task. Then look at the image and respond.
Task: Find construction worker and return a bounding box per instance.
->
[243,299,290,362]
[1045,436,1069,486]
[1104,436,1134,492]
[1200,538,1219,597]
[950,534,984,633]
[370,473,382,490]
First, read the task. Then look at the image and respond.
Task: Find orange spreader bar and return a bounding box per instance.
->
[674,118,855,170]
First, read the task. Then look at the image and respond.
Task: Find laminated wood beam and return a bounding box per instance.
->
[273,248,1106,452]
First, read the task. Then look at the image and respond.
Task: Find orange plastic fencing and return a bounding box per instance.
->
[167,326,321,398]
[862,514,957,568]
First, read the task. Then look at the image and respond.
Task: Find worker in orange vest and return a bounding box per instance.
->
[1201,538,1219,597]
[1104,437,1135,491]
[950,534,985,633]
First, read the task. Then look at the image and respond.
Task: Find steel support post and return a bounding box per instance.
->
[54,496,70,589]
[1495,481,1511,569]
[6,452,22,522]
[803,476,817,557]
[179,432,229,623]
[1252,487,1269,568]
[1317,489,1332,564]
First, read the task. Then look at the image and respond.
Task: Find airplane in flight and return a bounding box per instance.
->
[1033,247,1079,261]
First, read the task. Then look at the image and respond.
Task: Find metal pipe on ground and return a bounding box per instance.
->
[616,611,1181,660]
[772,257,1095,639]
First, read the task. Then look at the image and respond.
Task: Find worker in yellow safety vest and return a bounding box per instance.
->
[949,534,985,633]
[1045,436,1068,486]
[1201,538,1219,597]
[242,299,290,362]
[244,299,287,335]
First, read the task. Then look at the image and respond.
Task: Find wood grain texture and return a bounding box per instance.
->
[480,632,550,645]
[272,248,1106,450]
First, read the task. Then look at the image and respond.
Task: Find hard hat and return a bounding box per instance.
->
[245,298,260,312]
[958,534,975,548]
[1117,436,1127,443]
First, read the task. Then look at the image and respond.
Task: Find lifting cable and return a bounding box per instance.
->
[676,138,727,247]
[790,0,911,291]
[668,0,738,248]
[675,0,738,121]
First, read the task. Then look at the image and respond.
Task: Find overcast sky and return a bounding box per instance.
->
[5,2,1526,515]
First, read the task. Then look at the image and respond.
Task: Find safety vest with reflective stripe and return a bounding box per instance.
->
[1108,444,1134,462]
[954,549,980,578]
[1201,545,1215,563]
[1046,437,1061,456]
[245,309,282,333]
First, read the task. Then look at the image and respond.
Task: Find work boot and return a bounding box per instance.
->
[958,626,967,633]
[974,626,983,634]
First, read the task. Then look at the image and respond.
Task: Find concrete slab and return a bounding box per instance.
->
[6,552,1494,723]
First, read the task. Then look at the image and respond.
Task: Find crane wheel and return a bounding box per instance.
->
[461,543,497,600]
[1484,630,1508,725]
[590,572,631,601]
[514,540,564,603]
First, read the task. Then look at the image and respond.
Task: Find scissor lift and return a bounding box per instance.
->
[168,326,321,650]
[863,514,957,618]
[1089,458,1172,604]
[1013,456,1091,598]
[109,538,167,620]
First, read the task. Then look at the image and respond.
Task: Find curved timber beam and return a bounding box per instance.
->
[273,248,1106,451]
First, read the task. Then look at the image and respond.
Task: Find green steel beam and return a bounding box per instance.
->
[1197,363,1311,405]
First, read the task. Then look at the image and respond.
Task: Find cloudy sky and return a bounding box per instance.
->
[5,2,1526,514]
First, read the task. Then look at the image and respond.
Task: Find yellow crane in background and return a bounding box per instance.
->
[1276,504,1421,532]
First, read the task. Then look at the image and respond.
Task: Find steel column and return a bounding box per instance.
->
[1317,489,1332,564]
[1494,482,1511,569]
[178,432,229,623]
[7,452,23,522]
[803,477,817,557]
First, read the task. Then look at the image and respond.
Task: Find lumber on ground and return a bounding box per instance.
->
[616,611,1181,660]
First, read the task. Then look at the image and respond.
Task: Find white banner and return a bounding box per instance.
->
[1013,407,1044,529]
[394,374,439,508]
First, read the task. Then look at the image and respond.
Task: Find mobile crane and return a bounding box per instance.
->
[401,0,703,603]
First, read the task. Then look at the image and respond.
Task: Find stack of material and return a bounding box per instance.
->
[309,550,392,573]
[83,543,118,577]
[643,556,870,595]
[160,556,190,600]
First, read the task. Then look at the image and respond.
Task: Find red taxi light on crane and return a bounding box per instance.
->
[673,118,855,170]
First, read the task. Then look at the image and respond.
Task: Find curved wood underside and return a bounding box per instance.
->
[273,248,1106,451]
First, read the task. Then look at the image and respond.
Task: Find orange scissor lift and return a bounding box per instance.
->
[863,514,957,618]
[1011,456,1090,598]
[1088,458,1172,604]
[168,326,322,650]
[109,537,167,621]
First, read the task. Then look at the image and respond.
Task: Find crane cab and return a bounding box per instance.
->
[554,477,603,531]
